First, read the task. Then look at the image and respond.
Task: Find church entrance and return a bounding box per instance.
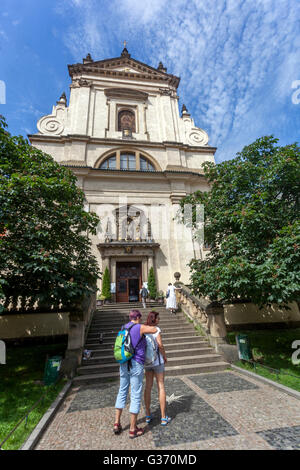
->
[116,261,142,303]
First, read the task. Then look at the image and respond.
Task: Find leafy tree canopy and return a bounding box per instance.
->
[148,267,157,299]
[180,136,300,307]
[0,116,100,312]
[101,267,111,300]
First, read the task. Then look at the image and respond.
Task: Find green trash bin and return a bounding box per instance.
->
[236,334,252,361]
[43,355,62,386]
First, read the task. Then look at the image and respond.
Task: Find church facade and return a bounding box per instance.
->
[29,47,216,302]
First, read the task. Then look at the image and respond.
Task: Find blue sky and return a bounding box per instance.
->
[0,0,299,162]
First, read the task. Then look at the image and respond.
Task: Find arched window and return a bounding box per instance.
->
[118,110,136,133]
[98,151,157,172]
[140,157,154,171]
[99,154,116,169]
[120,152,136,170]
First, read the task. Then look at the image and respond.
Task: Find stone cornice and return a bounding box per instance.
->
[58,166,207,182]
[68,56,180,89]
[104,87,148,101]
[97,241,160,248]
[28,134,217,154]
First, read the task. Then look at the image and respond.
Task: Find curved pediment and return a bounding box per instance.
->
[104,88,148,101]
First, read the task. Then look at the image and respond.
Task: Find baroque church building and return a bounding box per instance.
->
[29,47,216,302]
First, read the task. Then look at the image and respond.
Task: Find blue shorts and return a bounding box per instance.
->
[145,364,165,374]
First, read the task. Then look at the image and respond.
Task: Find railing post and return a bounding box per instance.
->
[61,290,96,378]
[206,302,228,351]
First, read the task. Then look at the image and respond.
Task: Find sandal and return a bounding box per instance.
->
[145,415,153,424]
[129,427,144,439]
[113,423,122,435]
[161,416,172,426]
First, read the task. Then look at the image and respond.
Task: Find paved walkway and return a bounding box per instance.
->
[36,370,300,450]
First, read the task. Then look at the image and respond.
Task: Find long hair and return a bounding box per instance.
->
[145,311,159,326]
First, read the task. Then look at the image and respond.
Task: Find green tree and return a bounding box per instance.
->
[0,116,100,311]
[179,136,300,307]
[101,267,111,300]
[148,267,157,299]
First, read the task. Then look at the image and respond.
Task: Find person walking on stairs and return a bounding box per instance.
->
[139,283,148,309]
[166,282,180,314]
[144,311,171,427]
[114,309,158,439]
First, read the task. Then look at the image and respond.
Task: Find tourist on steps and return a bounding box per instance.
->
[166,282,180,314]
[139,283,148,309]
[144,311,171,427]
[114,309,157,439]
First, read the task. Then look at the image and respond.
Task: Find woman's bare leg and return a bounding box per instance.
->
[144,370,154,417]
[155,372,166,418]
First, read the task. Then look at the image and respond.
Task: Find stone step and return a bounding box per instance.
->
[78,354,224,375]
[85,340,209,354]
[73,362,229,384]
[90,320,186,328]
[83,347,215,364]
[86,332,202,345]
[85,336,206,349]
[88,322,189,333]
[94,306,171,312]
[96,304,163,311]
[87,325,195,335]
[92,312,183,319]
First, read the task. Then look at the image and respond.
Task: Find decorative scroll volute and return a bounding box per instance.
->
[37,105,67,136]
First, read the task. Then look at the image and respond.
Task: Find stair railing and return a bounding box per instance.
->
[175,283,228,351]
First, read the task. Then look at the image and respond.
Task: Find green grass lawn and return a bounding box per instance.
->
[0,341,67,450]
[227,328,300,392]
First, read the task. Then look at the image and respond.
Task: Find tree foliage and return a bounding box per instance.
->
[101,267,111,300]
[180,136,300,307]
[148,267,157,299]
[0,116,100,311]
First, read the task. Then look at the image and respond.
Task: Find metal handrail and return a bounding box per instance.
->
[0,377,61,450]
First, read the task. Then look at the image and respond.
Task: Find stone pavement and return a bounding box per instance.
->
[36,370,300,450]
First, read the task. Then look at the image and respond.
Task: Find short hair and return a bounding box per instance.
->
[129,309,142,320]
[145,311,159,326]
[168,283,172,286]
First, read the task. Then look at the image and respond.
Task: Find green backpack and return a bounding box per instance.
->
[114,323,137,364]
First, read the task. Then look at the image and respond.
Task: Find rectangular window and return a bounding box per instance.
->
[128,154,136,170]
[120,155,127,170]
[118,280,127,293]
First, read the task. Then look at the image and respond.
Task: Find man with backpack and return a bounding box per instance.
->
[139,284,148,309]
[113,309,158,439]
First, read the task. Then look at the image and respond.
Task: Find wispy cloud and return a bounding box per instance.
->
[55,0,300,161]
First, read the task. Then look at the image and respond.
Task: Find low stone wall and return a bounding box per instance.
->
[0,291,97,377]
[0,312,69,340]
[224,301,300,328]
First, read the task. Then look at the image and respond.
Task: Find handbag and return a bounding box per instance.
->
[166,290,170,298]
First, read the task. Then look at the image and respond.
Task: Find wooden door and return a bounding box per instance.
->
[116,262,142,302]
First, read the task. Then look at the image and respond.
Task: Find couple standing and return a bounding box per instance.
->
[113,309,171,439]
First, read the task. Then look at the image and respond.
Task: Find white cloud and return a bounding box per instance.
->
[55,0,300,161]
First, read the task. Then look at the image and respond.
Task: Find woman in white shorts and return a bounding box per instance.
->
[143,311,171,426]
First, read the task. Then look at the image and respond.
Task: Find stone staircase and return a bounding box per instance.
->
[73,303,229,385]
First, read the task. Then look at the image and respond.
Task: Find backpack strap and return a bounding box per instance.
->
[127,323,144,370]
